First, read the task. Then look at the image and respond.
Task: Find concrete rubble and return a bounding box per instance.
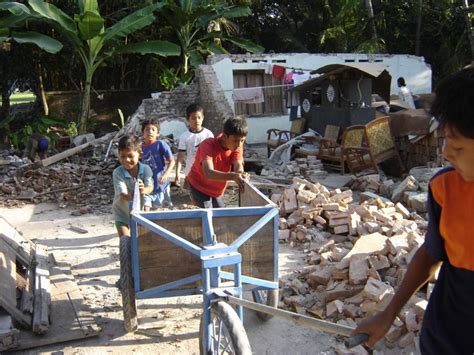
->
[346,166,442,215]
[273,176,431,351]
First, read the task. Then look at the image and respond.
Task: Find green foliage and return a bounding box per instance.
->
[7,115,67,149]
[1,0,180,134]
[112,108,125,129]
[158,0,263,79]
[66,121,78,138]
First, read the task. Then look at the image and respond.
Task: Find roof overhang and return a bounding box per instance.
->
[293,63,392,103]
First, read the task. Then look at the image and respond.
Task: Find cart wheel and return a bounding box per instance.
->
[119,235,138,333]
[199,301,251,355]
[251,289,279,321]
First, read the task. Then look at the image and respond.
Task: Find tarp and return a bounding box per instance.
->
[293,63,392,103]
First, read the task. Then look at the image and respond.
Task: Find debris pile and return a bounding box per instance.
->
[347,166,442,214]
[273,177,429,350]
[0,154,116,214]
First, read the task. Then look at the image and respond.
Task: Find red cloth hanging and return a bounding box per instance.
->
[272,65,285,79]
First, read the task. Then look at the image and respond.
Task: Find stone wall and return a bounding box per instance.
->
[196,65,234,135]
[142,82,199,119]
[136,65,234,137]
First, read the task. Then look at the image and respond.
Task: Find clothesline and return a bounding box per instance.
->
[222,83,293,92]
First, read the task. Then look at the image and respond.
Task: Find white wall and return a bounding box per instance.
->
[245,115,291,144]
[209,53,432,143]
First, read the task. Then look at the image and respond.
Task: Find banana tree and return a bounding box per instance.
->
[159,0,264,78]
[0,0,180,133]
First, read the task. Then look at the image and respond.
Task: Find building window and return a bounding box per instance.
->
[233,70,285,116]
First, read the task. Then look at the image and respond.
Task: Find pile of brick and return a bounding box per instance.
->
[348,166,443,214]
[272,177,430,350]
[261,156,328,181]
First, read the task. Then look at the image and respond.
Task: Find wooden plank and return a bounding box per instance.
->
[0,239,32,329]
[0,217,33,265]
[32,244,51,334]
[137,213,275,290]
[138,218,202,290]
[39,132,112,167]
[0,239,17,305]
[0,313,19,352]
[240,180,273,207]
[136,181,277,291]
[15,261,101,350]
[214,215,275,282]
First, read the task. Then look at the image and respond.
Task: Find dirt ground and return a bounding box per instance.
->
[1,199,352,355]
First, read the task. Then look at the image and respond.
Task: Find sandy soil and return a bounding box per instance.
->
[1,202,346,355]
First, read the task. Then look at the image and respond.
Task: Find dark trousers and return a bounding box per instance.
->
[188,181,225,208]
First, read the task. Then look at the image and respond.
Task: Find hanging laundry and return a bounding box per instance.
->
[232,87,265,104]
[284,71,294,85]
[264,64,273,75]
[292,72,311,86]
[272,64,285,79]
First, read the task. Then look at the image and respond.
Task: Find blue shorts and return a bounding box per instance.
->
[144,185,172,208]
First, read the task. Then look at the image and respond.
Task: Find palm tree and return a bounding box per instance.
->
[159,0,263,78]
[0,0,180,133]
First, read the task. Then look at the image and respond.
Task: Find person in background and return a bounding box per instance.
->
[397,77,416,109]
[186,116,248,208]
[141,118,175,210]
[352,67,474,354]
[24,133,50,161]
[175,103,214,187]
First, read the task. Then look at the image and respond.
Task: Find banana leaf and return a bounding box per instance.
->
[8,30,63,53]
[114,40,180,56]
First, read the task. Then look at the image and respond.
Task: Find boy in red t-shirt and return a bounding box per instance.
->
[186,116,248,208]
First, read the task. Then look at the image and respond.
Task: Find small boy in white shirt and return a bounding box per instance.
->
[175,103,214,186]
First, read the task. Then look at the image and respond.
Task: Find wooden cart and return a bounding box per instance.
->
[120,181,366,354]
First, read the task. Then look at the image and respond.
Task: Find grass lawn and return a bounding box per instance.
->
[0,92,36,106]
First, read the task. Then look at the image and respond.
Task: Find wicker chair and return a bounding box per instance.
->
[266,118,306,157]
[343,116,404,174]
[294,124,340,158]
[318,125,366,174]
[266,129,297,157]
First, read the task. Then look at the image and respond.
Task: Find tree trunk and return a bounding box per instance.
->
[79,71,92,134]
[463,0,474,64]
[0,52,11,122]
[415,0,423,56]
[36,62,49,116]
[364,0,378,40]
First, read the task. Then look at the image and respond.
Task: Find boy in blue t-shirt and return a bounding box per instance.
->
[352,66,474,353]
[141,118,175,210]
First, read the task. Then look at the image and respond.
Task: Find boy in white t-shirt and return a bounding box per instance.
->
[174,103,214,186]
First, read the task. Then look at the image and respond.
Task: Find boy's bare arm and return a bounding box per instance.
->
[175,152,185,185]
[352,246,441,347]
[120,192,133,201]
[202,159,245,190]
[232,159,245,174]
[159,157,176,185]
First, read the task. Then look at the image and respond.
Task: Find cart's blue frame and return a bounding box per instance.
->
[129,182,279,353]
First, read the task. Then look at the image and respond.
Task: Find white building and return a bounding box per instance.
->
[207,53,432,144]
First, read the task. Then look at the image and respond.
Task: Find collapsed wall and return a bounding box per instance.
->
[122,64,234,139]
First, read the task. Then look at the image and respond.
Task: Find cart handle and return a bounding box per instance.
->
[225,294,369,348]
[344,333,369,349]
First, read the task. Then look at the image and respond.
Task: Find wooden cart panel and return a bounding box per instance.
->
[137,183,276,291]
